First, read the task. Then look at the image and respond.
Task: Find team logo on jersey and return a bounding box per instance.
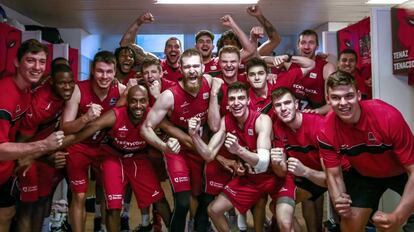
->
[15,105,21,113]
[203,92,209,100]
[248,128,254,136]
[309,72,317,79]
[210,65,217,71]
[368,132,377,142]
[109,97,118,106]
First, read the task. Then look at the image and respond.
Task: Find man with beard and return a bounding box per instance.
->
[319,71,414,232]
[141,48,221,232]
[0,39,64,231]
[61,85,175,232]
[188,82,276,232]
[195,14,256,77]
[290,29,336,115]
[337,48,371,100]
[61,51,126,232]
[270,87,351,232]
[15,63,75,232]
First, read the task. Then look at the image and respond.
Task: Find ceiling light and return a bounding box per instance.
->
[366,0,409,4]
[155,0,258,4]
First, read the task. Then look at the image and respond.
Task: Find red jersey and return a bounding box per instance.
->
[77,79,121,144]
[161,59,182,82]
[216,73,248,115]
[292,56,327,109]
[0,22,21,77]
[119,70,138,86]
[249,67,303,115]
[318,100,414,177]
[102,106,148,156]
[148,78,176,106]
[20,82,64,141]
[0,76,31,184]
[204,57,221,77]
[168,77,210,129]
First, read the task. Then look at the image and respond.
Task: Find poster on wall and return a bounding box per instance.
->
[391,5,414,84]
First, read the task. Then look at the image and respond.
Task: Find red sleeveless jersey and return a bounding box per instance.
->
[168,77,210,129]
[77,79,120,144]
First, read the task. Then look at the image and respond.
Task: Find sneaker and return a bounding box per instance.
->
[186,218,194,232]
[133,223,153,232]
[94,217,102,232]
[120,216,130,232]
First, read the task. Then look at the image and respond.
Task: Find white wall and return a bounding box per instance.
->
[371,7,414,231]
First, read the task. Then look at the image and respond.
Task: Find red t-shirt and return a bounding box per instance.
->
[318,100,414,177]
[0,76,31,184]
[148,78,176,106]
[161,59,182,82]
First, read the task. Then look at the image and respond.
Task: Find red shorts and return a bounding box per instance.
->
[204,160,233,195]
[222,172,277,214]
[164,150,204,196]
[270,173,297,201]
[19,161,65,202]
[67,143,102,193]
[102,154,164,209]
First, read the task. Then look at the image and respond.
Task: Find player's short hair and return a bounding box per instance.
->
[227,81,249,96]
[218,45,241,61]
[52,57,69,69]
[271,87,295,101]
[217,30,242,51]
[17,39,48,62]
[326,70,359,93]
[298,29,319,46]
[246,57,268,74]
[92,50,117,69]
[338,48,358,62]
[114,46,137,63]
[179,48,203,66]
[165,37,182,49]
[195,30,215,42]
[51,63,73,78]
[141,57,162,73]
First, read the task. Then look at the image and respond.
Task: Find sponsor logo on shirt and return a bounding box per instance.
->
[15,105,21,113]
[44,101,52,111]
[174,176,189,183]
[22,185,38,192]
[248,128,254,136]
[119,125,128,131]
[109,97,118,106]
[152,190,160,197]
[309,72,317,79]
[107,194,123,200]
[368,132,377,143]
[209,181,224,189]
[181,101,190,108]
[211,65,217,71]
[203,92,209,100]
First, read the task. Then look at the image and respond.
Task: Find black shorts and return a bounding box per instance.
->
[0,177,17,208]
[295,177,327,201]
[344,169,407,209]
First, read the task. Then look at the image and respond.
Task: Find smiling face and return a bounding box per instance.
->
[15,51,47,84]
[127,86,149,122]
[298,34,318,59]
[142,64,162,87]
[219,52,240,81]
[195,35,214,60]
[327,84,361,124]
[273,92,298,124]
[180,54,204,94]
[164,38,182,66]
[93,61,116,89]
[227,88,249,119]
[338,53,357,74]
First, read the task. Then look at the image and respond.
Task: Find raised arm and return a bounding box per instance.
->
[119,12,158,62]
[208,78,224,132]
[220,14,256,61]
[189,117,226,162]
[247,5,281,56]
[140,90,175,153]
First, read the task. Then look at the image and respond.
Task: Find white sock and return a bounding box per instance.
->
[141,214,150,227]
[121,203,130,218]
[41,216,51,232]
[95,204,101,218]
[237,213,247,230]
